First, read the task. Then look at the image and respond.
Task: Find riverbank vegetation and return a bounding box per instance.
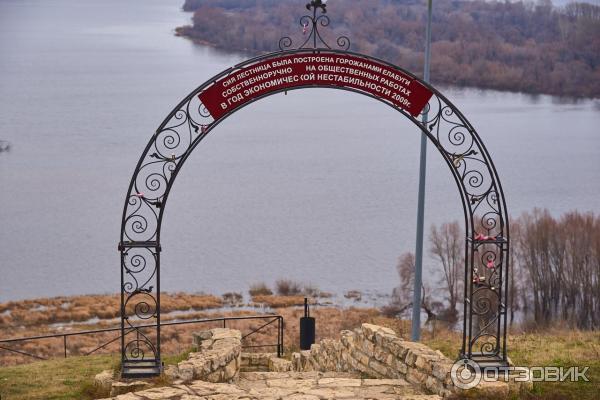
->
[176,0,600,98]
[1,209,598,366]
[385,210,600,331]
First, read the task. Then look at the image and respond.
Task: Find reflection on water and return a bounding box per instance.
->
[0,0,599,302]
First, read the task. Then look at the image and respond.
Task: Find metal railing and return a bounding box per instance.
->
[0,314,284,362]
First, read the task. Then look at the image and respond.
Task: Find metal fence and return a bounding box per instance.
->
[0,314,284,362]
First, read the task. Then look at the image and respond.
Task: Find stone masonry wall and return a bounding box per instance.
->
[166,328,242,383]
[291,323,455,397]
[241,352,292,372]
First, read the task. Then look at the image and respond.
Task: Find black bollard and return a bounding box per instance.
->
[299,297,315,350]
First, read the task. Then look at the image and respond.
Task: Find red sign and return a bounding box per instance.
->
[199,52,433,121]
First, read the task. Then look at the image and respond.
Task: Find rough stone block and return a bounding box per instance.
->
[353,349,370,368]
[205,369,223,383]
[361,324,396,341]
[269,357,292,372]
[193,330,213,342]
[340,330,355,348]
[109,381,150,396]
[368,358,393,377]
[223,359,238,381]
[405,349,418,366]
[387,339,409,360]
[406,368,427,386]
[424,375,446,394]
[291,352,301,370]
[172,328,242,383]
[163,365,179,381]
[177,363,194,382]
[361,337,375,356]
[414,354,438,374]
[393,358,409,375]
[211,328,242,341]
[431,361,452,384]
[94,370,114,397]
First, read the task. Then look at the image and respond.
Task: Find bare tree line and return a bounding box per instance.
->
[386,209,600,330]
[512,209,600,329]
[178,0,600,98]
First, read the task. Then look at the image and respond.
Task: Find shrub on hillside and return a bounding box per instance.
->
[275,279,302,296]
[222,292,243,306]
[302,284,321,298]
[248,282,273,297]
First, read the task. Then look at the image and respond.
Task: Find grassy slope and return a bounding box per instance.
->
[0,353,189,400]
[424,328,600,400]
[0,355,118,400]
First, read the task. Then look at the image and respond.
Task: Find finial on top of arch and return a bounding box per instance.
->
[278,0,350,51]
[306,0,327,14]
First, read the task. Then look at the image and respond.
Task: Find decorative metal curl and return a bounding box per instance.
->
[123,329,158,361]
[278,0,351,51]
[472,334,499,356]
[123,248,157,294]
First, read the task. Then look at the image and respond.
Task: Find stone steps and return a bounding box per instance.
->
[102,371,441,399]
[240,352,292,373]
[98,325,524,399]
[236,371,439,399]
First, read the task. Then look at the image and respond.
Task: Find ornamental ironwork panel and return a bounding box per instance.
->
[119,1,509,376]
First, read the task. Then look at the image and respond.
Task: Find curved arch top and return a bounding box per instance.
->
[118,49,510,375]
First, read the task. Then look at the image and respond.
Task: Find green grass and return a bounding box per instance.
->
[424,329,600,400]
[162,348,193,366]
[527,363,600,400]
[0,354,118,400]
[1,330,598,400]
[506,330,600,400]
[0,349,194,400]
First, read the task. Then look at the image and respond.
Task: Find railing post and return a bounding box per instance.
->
[222,319,226,328]
[278,317,282,357]
[63,335,67,358]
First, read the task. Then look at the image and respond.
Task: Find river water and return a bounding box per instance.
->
[0,0,599,302]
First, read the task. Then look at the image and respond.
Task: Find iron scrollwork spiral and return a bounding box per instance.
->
[122,96,213,243]
[420,91,508,361]
[279,0,351,51]
[120,94,214,365]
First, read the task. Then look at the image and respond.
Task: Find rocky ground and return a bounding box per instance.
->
[103,371,439,400]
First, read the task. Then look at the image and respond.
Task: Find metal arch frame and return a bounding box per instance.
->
[118,3,510,378]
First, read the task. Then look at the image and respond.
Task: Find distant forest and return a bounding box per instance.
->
[177,0,600,98]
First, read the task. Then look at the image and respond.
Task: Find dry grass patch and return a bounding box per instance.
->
[0,293,222,329]
[250,295,306,308]
[0,293,223,366]
[248,282,273,297]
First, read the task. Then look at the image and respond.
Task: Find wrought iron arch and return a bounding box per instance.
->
[119,1,509,377]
